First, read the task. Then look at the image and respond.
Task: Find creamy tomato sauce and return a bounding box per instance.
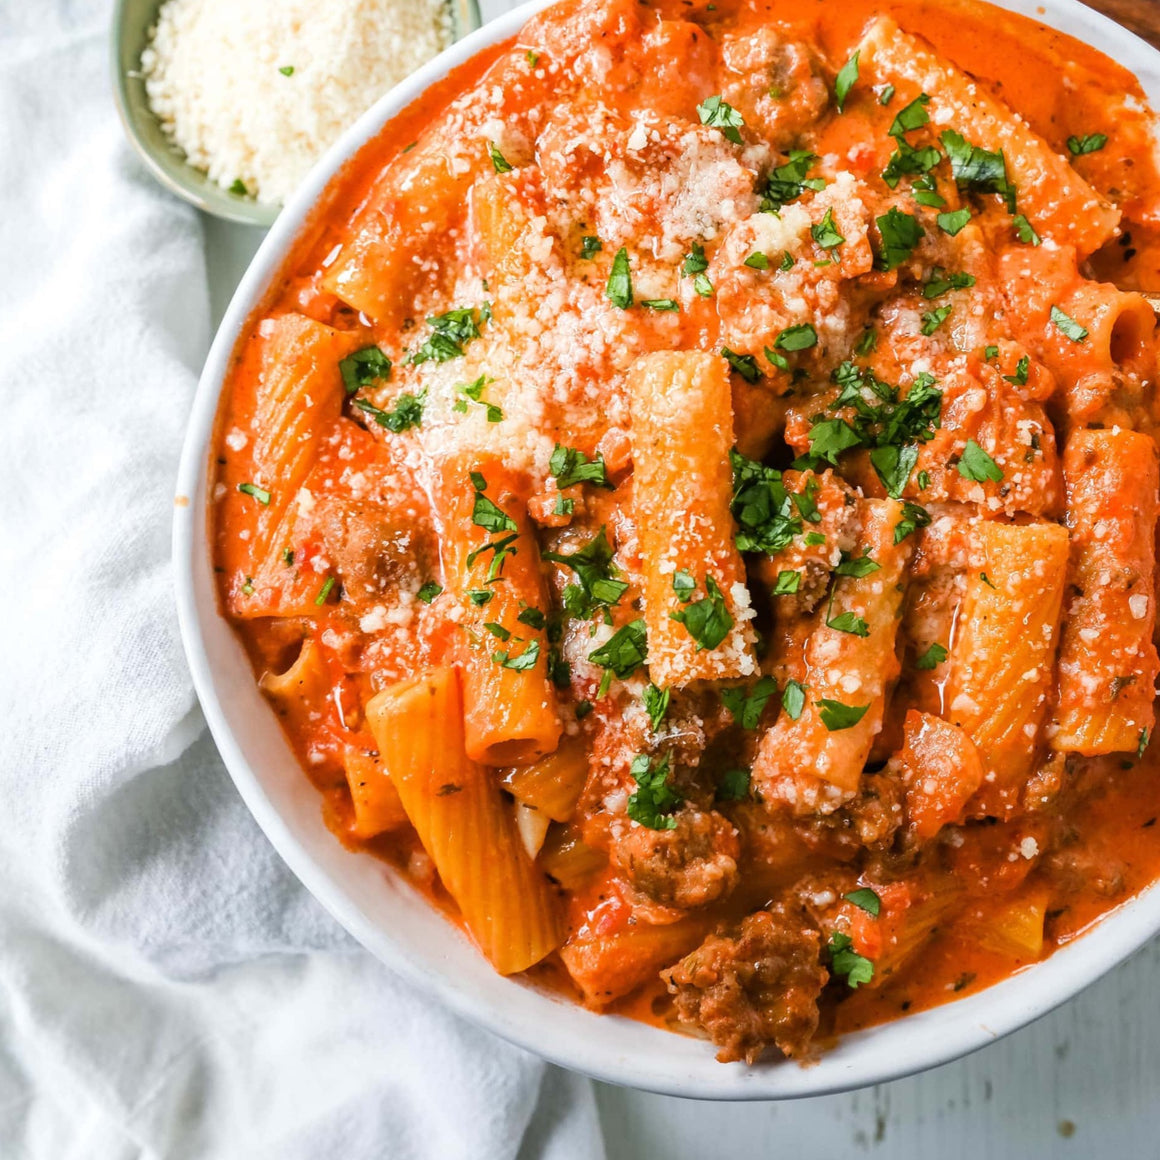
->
[211,0,1160,1064]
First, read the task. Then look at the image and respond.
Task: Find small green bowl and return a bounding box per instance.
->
[111,0,483,226]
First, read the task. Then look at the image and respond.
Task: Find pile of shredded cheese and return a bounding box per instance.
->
[142,0,452,205]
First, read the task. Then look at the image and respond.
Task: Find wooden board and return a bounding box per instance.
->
[1085,0,1160,47]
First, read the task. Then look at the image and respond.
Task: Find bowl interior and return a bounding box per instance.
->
[175,0,1160,1099]
[110,0,482,227]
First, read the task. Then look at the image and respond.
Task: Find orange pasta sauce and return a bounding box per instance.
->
[211,0,1160,1062]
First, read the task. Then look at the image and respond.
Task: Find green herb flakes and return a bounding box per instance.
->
[627,753,683,829]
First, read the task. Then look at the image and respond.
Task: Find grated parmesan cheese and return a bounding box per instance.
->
[142,0,452,204]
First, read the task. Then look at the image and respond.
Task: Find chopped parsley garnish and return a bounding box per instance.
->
[575,700,593,719]
[543,527,628,619]
[889,93,931,136]
[985,345,1000,361]
[957,439,1003,483]
[761,151,823,211]
[693,273,714,297]
[547,644,571,689]
[417,581,443,604]
[606,247,633,309]
[782,679,807,721]
[915,642,948,670]
[811,207,845,250]
[829,933,874,988]
[940,129,1016,211]
[881,94,939,189]
[487,140,513,174]
[411,306,487,364]
[643,683,671,731]
[818,698,870,731]
[834,50,860,112]
[792,478,822,524]
[1139,728,1151,759]
[281,548,294,566]
[469,473,518,542]
[554,496,574,517]
[492,639,541,671]
[518,607,546,630]
[895,501,931,544]
[883,140,942,190]
[722,348,762,383]
[911,174,946,208]
[1013,214,1041,245]
[879,84,895,106]
[744,251,770,270]
[808,420,863,465]
[924,270,976,298]
[229,179,248,196]
[314,576,336,606]
[1004,356,1030,387]
[237,482,270,505]
[642,298,680,312]
[921,305,953,335]
[697,94,745,144]
[682,242,709,276]
[453,376,501,422]
[670,575,734,650]
[980,572,997,589]
[845,888,882,917]
[340,345,393,392]
[729,450,804,554]
[772,570,801,595]
[468,589,493,606]
[876,207,924,270]
[721,675,778,730]
[589,618,648,681]
[871,444,920,499]
[672,569,696,603]
[716,767,752,802]
[279,65,295,76]
[354,390,426,432]
[550,444,611,490]
[835,552,881,578]
[1067,133,1108,156]
[1051,305,1088,343]
[855,328,878,356]
[581,235,603,260]
[484,622,512,641]
[775,323,818,352]
[936,208,972,236]
[827,610,869,638]
[627,753,683,829]
[526,50,540,66]
[802,362,942,497]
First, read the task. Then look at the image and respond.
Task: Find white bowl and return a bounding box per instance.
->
[175,0,1160,1099]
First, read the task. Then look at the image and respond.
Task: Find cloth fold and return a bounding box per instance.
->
[0,2,604,1156]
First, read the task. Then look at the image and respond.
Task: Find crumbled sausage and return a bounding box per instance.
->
[663,903,829,1063]
[612,807,741,909]
[795,772,905,859]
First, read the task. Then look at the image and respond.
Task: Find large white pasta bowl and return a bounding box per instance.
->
[175,0,1160,1099]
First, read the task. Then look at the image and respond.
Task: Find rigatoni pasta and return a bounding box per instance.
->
[366,667,564,974]
[628,351,758,688]
[211,0,1160,1067]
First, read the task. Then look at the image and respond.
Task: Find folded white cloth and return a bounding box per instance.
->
[0,2,604,1156]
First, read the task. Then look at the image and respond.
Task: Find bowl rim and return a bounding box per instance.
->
[175,0,1160,1100]
[110,0,482,226]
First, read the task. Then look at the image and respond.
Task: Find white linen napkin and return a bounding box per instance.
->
[0,2,604,1156]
